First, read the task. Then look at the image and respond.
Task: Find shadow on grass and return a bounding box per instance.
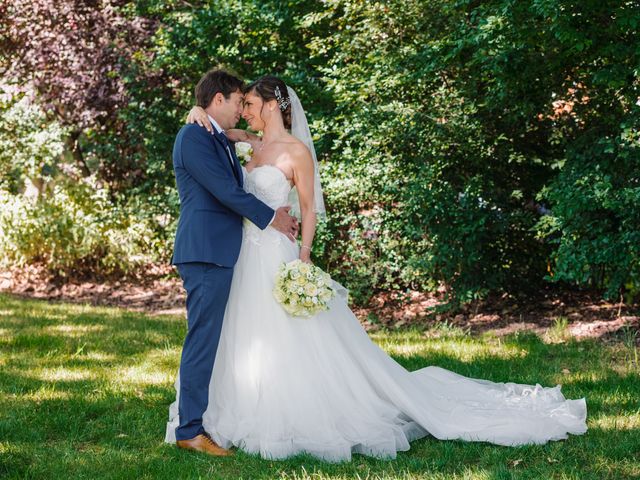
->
[0,294,183,363]
[1,293,638,479]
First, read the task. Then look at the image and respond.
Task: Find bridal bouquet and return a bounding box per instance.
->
[273,259,336,317]
[234,141,253,164]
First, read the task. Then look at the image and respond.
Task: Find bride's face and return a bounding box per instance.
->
[242,91,277,131]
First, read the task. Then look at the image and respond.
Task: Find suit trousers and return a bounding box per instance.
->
[175,262,233,441]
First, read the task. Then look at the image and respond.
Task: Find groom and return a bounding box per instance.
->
[171,69,297,456]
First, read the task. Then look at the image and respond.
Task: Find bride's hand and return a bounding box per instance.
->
[186,106,211,132]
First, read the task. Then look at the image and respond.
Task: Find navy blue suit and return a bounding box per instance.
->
[172,122,274,441]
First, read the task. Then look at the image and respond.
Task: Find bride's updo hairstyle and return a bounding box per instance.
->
[244,75,292,130]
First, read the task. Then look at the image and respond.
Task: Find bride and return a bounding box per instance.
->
[165,75,587,462]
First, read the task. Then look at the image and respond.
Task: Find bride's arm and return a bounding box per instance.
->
[226,129,263,151]
[292,146,317,264]
[185,107,264,150]
[186,106,212,132]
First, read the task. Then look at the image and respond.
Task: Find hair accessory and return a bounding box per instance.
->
[274,86,291,111]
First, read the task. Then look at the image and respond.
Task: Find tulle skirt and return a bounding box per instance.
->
[166,221,587,462]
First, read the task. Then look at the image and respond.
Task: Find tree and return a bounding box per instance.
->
[305,0,640,303]
[0,0,160,187]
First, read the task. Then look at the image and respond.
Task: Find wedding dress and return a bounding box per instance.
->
[165,164,587,462]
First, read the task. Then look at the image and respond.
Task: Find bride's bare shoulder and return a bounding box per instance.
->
[283,133,312,161]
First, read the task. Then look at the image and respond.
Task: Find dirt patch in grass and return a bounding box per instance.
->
[1,265,638,342]
[0,265,185,316]
[353,288,639,343]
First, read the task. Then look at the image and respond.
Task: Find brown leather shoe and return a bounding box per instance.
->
[176,433,233,457]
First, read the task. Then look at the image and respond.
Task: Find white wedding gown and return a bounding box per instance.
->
[165,165,587,462]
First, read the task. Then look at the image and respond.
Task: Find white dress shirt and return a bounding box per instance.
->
[207,115,236,169]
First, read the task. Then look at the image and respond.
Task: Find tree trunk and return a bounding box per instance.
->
[67,130,91,177]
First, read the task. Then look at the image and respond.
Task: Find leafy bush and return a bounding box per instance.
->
[0,178,166,277]
[306,0,639,304]
[1,0,638,305]
[536,114,640,301]
[0,91,68,194]
[0,90,170,277]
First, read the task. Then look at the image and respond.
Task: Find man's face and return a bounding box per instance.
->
[216,90,244,130]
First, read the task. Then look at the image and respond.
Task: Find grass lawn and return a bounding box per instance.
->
[0,293,638,479]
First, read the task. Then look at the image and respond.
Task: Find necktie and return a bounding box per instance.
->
[219,132,241,183]
[219,132,235,169]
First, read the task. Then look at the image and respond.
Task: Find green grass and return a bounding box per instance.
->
[0,293,638,479]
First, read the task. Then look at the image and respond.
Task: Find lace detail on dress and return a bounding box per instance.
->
[244,165,292,210]
[243,165,293,247]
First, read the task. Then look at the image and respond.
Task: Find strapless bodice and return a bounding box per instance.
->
[242,165,294,246]
[243,165,292,210]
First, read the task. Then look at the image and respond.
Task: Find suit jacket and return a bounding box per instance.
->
[171,123,274,267]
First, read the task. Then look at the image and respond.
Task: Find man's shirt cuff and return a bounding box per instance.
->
[267,211,276,227]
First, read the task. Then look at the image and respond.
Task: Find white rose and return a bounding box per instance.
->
[298,263,311,275]
[304,283,318,297]
[235,141,253,162]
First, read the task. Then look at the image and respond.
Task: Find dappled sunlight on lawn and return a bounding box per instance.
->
[37,366,94,382]
[7,323,107,341]
[116,348,179,387]
[44,323,106,336]
[19,387,73,401]
[370,328,530,366]
[591,412,640,431]
[0,294,184,362]
[380,337,528,363]
[1,294,638,479]
[78,351,117,362]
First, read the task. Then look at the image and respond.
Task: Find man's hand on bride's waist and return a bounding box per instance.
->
[271,206,298,242]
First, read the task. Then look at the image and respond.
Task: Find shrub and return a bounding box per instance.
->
[0,177,166,277]
[536,114,640,301]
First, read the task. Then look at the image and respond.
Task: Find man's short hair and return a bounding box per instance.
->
[195,69,244,108]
